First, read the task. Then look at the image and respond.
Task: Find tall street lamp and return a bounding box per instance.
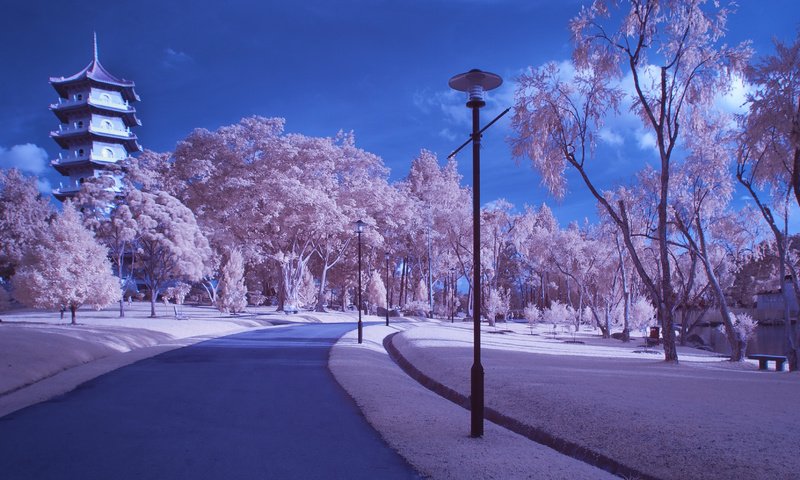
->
[355,219,366,344]
[448,68,503,438]
[385,252,390,326]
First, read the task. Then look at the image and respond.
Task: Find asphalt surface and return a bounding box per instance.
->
[0,323,420,479]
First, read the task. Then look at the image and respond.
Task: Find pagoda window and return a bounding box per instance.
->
[78,148,85,156]
[102,147,114,158]
[101,119,113,130]
[76,93,83,101]
[77,120,84,128]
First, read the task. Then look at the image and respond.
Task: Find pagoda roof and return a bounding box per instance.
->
[51,157,120,176]
[51,127,142,152]
[50,35,140,102]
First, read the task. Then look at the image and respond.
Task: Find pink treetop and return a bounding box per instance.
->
[127,189,212,317]
[0,169,53,279]
[740,33,800,203]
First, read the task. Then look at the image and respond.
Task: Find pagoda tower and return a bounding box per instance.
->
[49,34,141,200]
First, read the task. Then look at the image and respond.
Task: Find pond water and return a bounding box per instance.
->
[703,324,792,356]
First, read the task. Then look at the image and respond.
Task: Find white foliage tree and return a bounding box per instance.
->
[524,303,542,334]
[543,300,574,336]
[12,202,120,324]
[630,297,657,338]
[218,248,247,314]
[297,266,318,309]
[128,190,211,317]
[366,270,387,314]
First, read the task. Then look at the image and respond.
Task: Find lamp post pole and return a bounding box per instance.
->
[451,267,457,323]
[448,69,503,438]
[355,219,365,344]
[385,252,390,326]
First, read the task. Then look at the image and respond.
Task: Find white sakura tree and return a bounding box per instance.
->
[629,297,657,339]
[511,0,750,362]
[485,287,511,327]
[524,303,542,335]
[12,202,120,324]
[366,270,387,314]
[218,248,247,314]
[76,174,139,318]
[0,169,53,280]
[543,300,574,337]
[127,189,211,317]
[737,33,800,370]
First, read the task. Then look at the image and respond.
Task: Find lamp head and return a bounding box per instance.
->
[448,69,503,108]
[355,219,366,234]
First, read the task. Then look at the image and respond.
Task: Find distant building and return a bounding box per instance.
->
[755,275,799,317]
[49,34,141,200]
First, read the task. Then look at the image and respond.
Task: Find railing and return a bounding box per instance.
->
[50,96,133,111]
[53,151,122,165]
[51,123,89,135]
[52,122,133,138]
[89,95,132,110]
[90,124,133,137]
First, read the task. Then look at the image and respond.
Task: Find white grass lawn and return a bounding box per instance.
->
[3,303,796,480]
[389,320,800,480]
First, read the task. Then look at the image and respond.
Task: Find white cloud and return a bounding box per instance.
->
[438,128,458,142]
[715,73,752,115]
[162,48,194,69]
[636,130,657,152]
[413,73,517,133]
[0,143,48,174]
[598,128,624,146]
[36,178,52,194]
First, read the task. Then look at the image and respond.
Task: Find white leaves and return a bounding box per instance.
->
[11,202,120,315]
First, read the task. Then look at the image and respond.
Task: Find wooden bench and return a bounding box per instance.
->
[748,354,787,371]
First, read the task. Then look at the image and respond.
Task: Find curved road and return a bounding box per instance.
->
[0,323,420,479]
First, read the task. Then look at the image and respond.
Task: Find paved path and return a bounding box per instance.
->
[0,323,419,479]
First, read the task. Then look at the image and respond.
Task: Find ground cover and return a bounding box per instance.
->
[390,321,800,480]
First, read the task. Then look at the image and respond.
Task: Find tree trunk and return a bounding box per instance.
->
[315,264,330,312]
[117,250,125,318]
[691,214,743,361]
[70,304,77,325]
[150,294,157,318]
[616,235,631,342]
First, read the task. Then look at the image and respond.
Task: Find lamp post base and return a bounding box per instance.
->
[358,320,363,344]
[470,362,484,437]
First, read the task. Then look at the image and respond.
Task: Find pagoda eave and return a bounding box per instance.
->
[51,157,119,175]
[50,102,141,127]
[50,77,140,104]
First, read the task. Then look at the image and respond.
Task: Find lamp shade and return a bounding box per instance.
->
[354,219,366,233]
[448,69,502,105]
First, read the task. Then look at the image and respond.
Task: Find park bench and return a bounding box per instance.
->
[747,354,787,371]
[173,306,189,321]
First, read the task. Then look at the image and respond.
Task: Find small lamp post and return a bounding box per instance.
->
[385,252,390,326]
[449,68,503,438]
[355,219,366,344]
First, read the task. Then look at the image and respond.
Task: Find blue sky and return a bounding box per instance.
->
[1,0,798,225]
